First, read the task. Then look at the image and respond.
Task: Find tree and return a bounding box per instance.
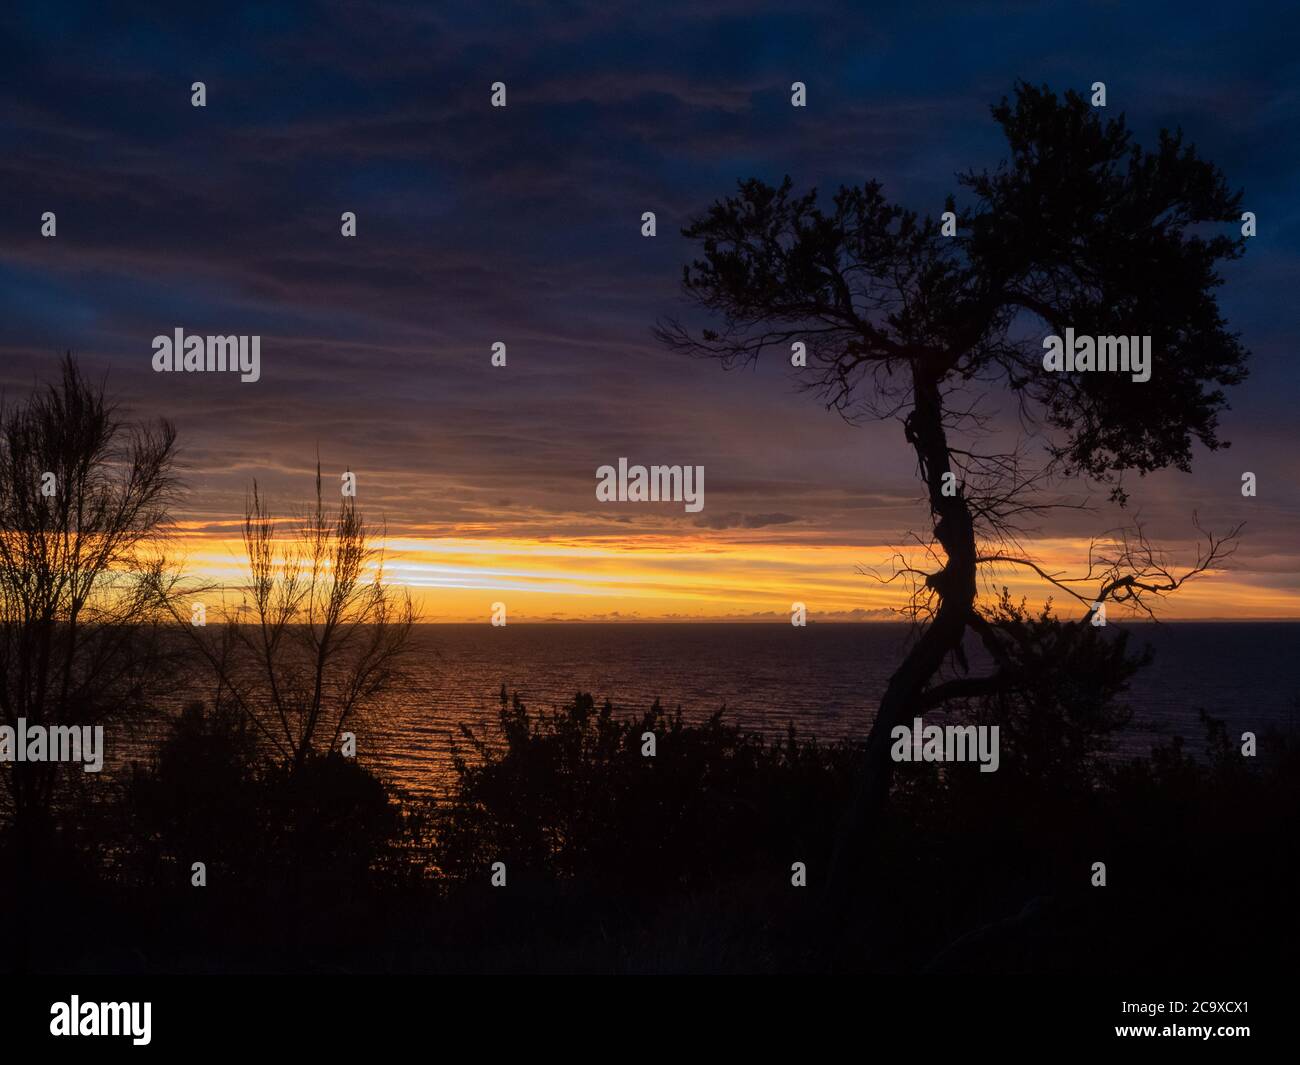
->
[657,84,1249,886]
[172,465,415,772]
[0,356,181,850]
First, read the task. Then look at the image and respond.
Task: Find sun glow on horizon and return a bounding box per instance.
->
[159,527,1300,623]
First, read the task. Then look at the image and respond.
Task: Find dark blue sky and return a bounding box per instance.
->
[2,0,1298,617]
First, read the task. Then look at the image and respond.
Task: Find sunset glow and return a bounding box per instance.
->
[168,528,1300,622]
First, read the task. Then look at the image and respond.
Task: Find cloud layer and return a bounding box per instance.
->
[1,1,1297,618]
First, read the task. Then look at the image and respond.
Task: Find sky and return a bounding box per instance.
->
[1,0,1298,620]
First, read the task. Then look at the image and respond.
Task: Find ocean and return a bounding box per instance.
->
[318,621,1300,799]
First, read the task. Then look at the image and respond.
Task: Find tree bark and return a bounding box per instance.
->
[826,368,978,905]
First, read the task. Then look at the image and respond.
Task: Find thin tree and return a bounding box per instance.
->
[172,465,415,772]
[0,355,181,848]
[657,84,1249,883]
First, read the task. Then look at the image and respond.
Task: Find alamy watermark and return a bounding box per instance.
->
[0,718,104,772]
[50,997,150,1045]
[890,717,1000,773]
[152,328,261,382]
[596,458,704,513]
[1042,329,1151,383]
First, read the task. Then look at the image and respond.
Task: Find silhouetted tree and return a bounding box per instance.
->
[658,84,1249,888]
[170,465,415,772]
[0,355,181,973]
[0,355,180,847]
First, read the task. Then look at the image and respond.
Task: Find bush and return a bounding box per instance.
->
[433,689,857,895]
[120,701,401,894]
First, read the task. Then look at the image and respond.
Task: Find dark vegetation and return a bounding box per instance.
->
[4,607,1295,975]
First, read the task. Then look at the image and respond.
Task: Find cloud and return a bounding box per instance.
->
[692,511,800,530]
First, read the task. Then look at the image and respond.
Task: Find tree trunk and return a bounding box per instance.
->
[826,369,977,905]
